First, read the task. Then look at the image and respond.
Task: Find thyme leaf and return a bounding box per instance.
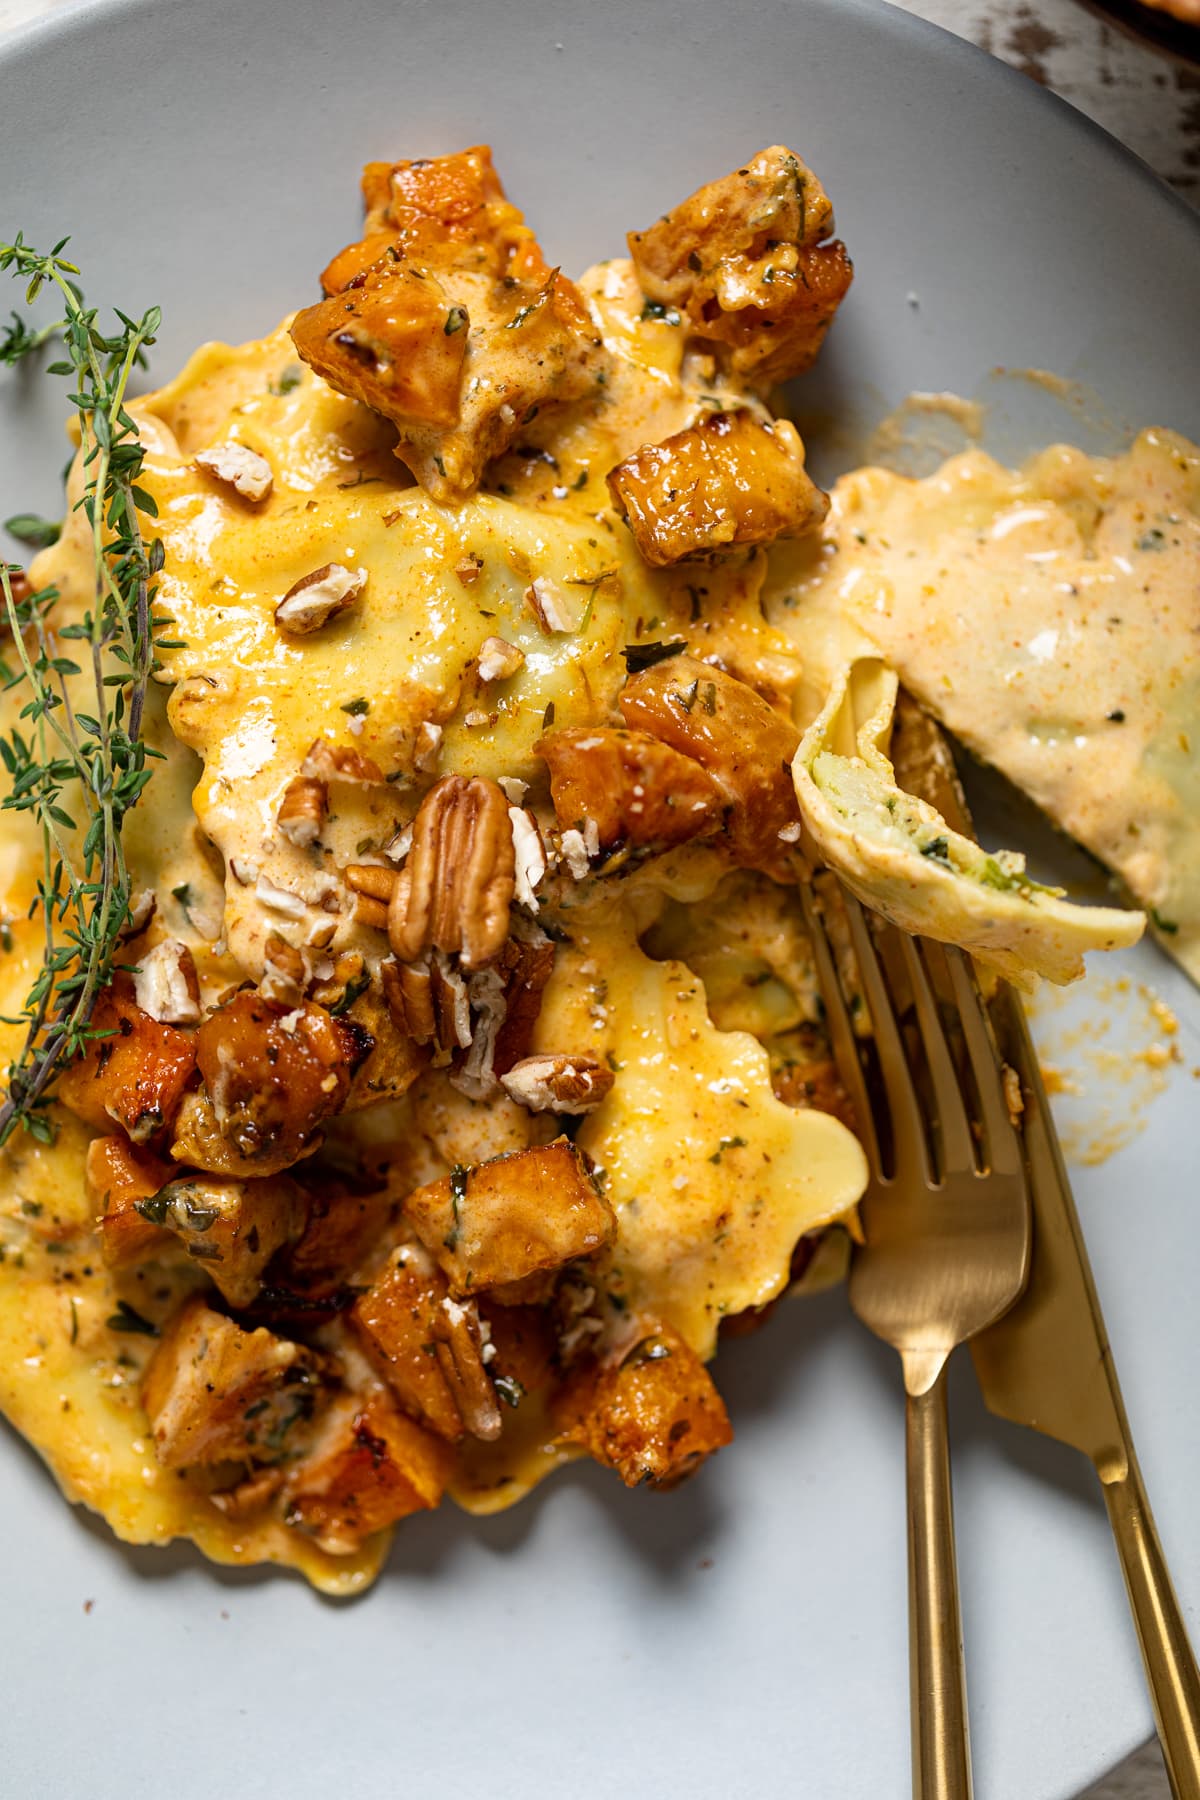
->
[0,236,165,1147]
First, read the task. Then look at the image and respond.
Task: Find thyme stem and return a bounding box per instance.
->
[0,237,164,1145]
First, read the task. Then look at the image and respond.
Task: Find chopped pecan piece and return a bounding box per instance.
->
[142,1296,333,1471]
[491,933,556,1075]
[404,1137,615,1296]
[537,725,725,853]
[132,937,201,1026]
[259,933,307,1007]
[608,411,828,567]
[173,993,368,1176]
[553,1321,733,1489]
[300,740,385,786]
[628,145,853,387]
[283,1389,450,1554]
[499,1054,614,1115]
[386,775,515,970]
[619,654,801,873]
[476,636,525,682]
[85,1135,176,1268]
[194,441,274,502]
[277,774,328,848]
[57,975,196,1143]
[432,1294,502,1441]
[274,563,366,635]
[136,1173,305,1308]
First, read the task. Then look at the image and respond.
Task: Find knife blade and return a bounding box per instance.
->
[975,987,1200,1799]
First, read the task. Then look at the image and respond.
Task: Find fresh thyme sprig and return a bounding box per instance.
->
[0,237,164,1147]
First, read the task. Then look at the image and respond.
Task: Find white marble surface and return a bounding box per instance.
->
[0,0,1191,1795]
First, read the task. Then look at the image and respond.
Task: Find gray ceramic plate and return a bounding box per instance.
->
[2,2,1198,1796]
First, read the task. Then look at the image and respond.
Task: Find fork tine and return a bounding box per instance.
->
[942,946,1025,1176]
[841,890,933,1184]
[894,933,977,1178]
[800,883,882,1176]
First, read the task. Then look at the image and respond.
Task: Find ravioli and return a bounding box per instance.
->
[792,660,1144,988]
[774,432,1200,978]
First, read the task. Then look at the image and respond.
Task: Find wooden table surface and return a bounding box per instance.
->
[0,0,1193,1794]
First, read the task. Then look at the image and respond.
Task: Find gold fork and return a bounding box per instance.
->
[801,882,1032,1800]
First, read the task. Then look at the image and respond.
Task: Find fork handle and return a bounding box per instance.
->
[1103,1454,1200,1800]
[906,1364,974,1800]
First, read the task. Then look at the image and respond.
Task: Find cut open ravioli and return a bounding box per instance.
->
[792,660,1145,989]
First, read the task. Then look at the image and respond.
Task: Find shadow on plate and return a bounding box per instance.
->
[3,1266,1105,1602]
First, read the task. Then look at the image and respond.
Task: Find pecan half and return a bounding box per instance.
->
[499,1054,614,1115]
[387,775,515,970]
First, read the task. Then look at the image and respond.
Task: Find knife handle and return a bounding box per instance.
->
[1103,1454,1200,1800]
[906,1364,974,1800]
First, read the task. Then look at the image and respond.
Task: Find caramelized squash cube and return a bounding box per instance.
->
[350,1250,465,1443]
[619,654,801,874]
[179,993,366,1177]
[628,145,852,387]
[283,1390,449,1554]
[85,1135,176,1269]
[142,1297,332,1471]
[554,1322,732,1488]
[537,725,725,853]
[137,1173,304,1309]
[57,977,196,1144]
[404,1138,614,1295]
[607,411,827,567]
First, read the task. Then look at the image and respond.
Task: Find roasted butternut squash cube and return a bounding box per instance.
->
[404,1138,615,1295]
[57,976,196,1144]
[178,993,366,1177]
[283,1390,449,1554]
[478,1297,557,1403]
[294,149,609,506]
[298,261,606,503]
[350,1248,465,1442]
[342,985,428,1111]
[142,1297,332,1471]
[85,1134,176,1268]
[282,1182,398,1291]
[607,411,828,567]
[537,725,725,853]
[619,654,802,873]
[292,259,469,428]
[136,1173,304,1309]
[628,145,852,388]
[554,1322,732,1488]
[356,145,547,282]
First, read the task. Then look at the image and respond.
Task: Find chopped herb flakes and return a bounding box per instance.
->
[106,1300,158,1337]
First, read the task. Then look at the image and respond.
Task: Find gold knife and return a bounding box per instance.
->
[974,987,1200,1800]
[889,690,1200,1799]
